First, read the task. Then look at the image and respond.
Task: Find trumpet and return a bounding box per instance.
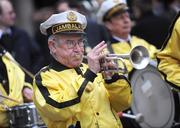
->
[100,45,150,79]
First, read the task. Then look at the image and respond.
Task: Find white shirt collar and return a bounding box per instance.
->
[0,28,12,38]
[112,35,131,42]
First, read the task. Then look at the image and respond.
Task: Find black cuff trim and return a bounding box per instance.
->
[84,69,97,82]
[105,73,127,84]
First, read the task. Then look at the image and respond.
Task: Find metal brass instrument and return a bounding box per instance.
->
[100,45,150,80]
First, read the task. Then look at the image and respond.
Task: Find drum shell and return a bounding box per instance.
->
[7,102,45,128]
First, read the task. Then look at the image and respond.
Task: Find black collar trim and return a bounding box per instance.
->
[49,58,83,74]
[49,58,70,71]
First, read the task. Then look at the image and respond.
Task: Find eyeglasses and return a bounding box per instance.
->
[64,38,86,49]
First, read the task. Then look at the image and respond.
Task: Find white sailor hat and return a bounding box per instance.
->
[97,0,128,24]
[40,10,87,36]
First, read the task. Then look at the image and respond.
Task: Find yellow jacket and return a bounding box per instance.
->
[110,36,158,72]
[157,12,180,91]
[0,51,32,127]
[33,59,132,128]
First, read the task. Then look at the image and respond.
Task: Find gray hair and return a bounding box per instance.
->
[48,34,61,46]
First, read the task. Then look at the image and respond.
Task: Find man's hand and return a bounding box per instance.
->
[100,58,119,80]
[22,87,33,102]
[87,41,107,74]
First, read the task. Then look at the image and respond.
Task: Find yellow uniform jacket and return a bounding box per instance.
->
[109,36,158,72]
[157,12,180,91]
[33,59,132,128]
[0,51,32,127]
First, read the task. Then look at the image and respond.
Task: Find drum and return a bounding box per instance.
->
[7,102,45,128]
[129,64,180,128]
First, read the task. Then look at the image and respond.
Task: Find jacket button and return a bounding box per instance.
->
[85,85,93,92]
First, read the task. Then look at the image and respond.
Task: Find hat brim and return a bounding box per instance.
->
[55,31,86,35]
[103,4,129,21]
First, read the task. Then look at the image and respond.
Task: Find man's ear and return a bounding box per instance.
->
[48,40,56,54]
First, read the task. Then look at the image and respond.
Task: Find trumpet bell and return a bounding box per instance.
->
[130,45,149,69]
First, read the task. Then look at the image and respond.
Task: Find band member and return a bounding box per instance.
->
[97,0,158,73]
[157,11,180,91]
[33,10,132,128]
[0,45,33,127]
[97,0,159,127]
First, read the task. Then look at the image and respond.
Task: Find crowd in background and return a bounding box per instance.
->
[1,0,178,78]
[32,0,179,68]
[0,0,180,127]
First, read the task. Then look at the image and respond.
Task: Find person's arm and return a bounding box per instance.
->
[157,15,180,90]
[33,67,97,122]
[87,41,132,112]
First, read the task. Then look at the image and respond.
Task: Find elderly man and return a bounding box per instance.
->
[97,0,158,72]
[33,10,132,128]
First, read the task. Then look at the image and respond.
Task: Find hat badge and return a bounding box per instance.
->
[67,11,77,21]
[113,0,120,3]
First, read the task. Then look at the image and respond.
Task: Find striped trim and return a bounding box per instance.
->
[157,12,180,91]
[157,70,180,91]
[77,79,89,96]
[35,68,92,108]
[105,73,128,84]
[159,12,180,50]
